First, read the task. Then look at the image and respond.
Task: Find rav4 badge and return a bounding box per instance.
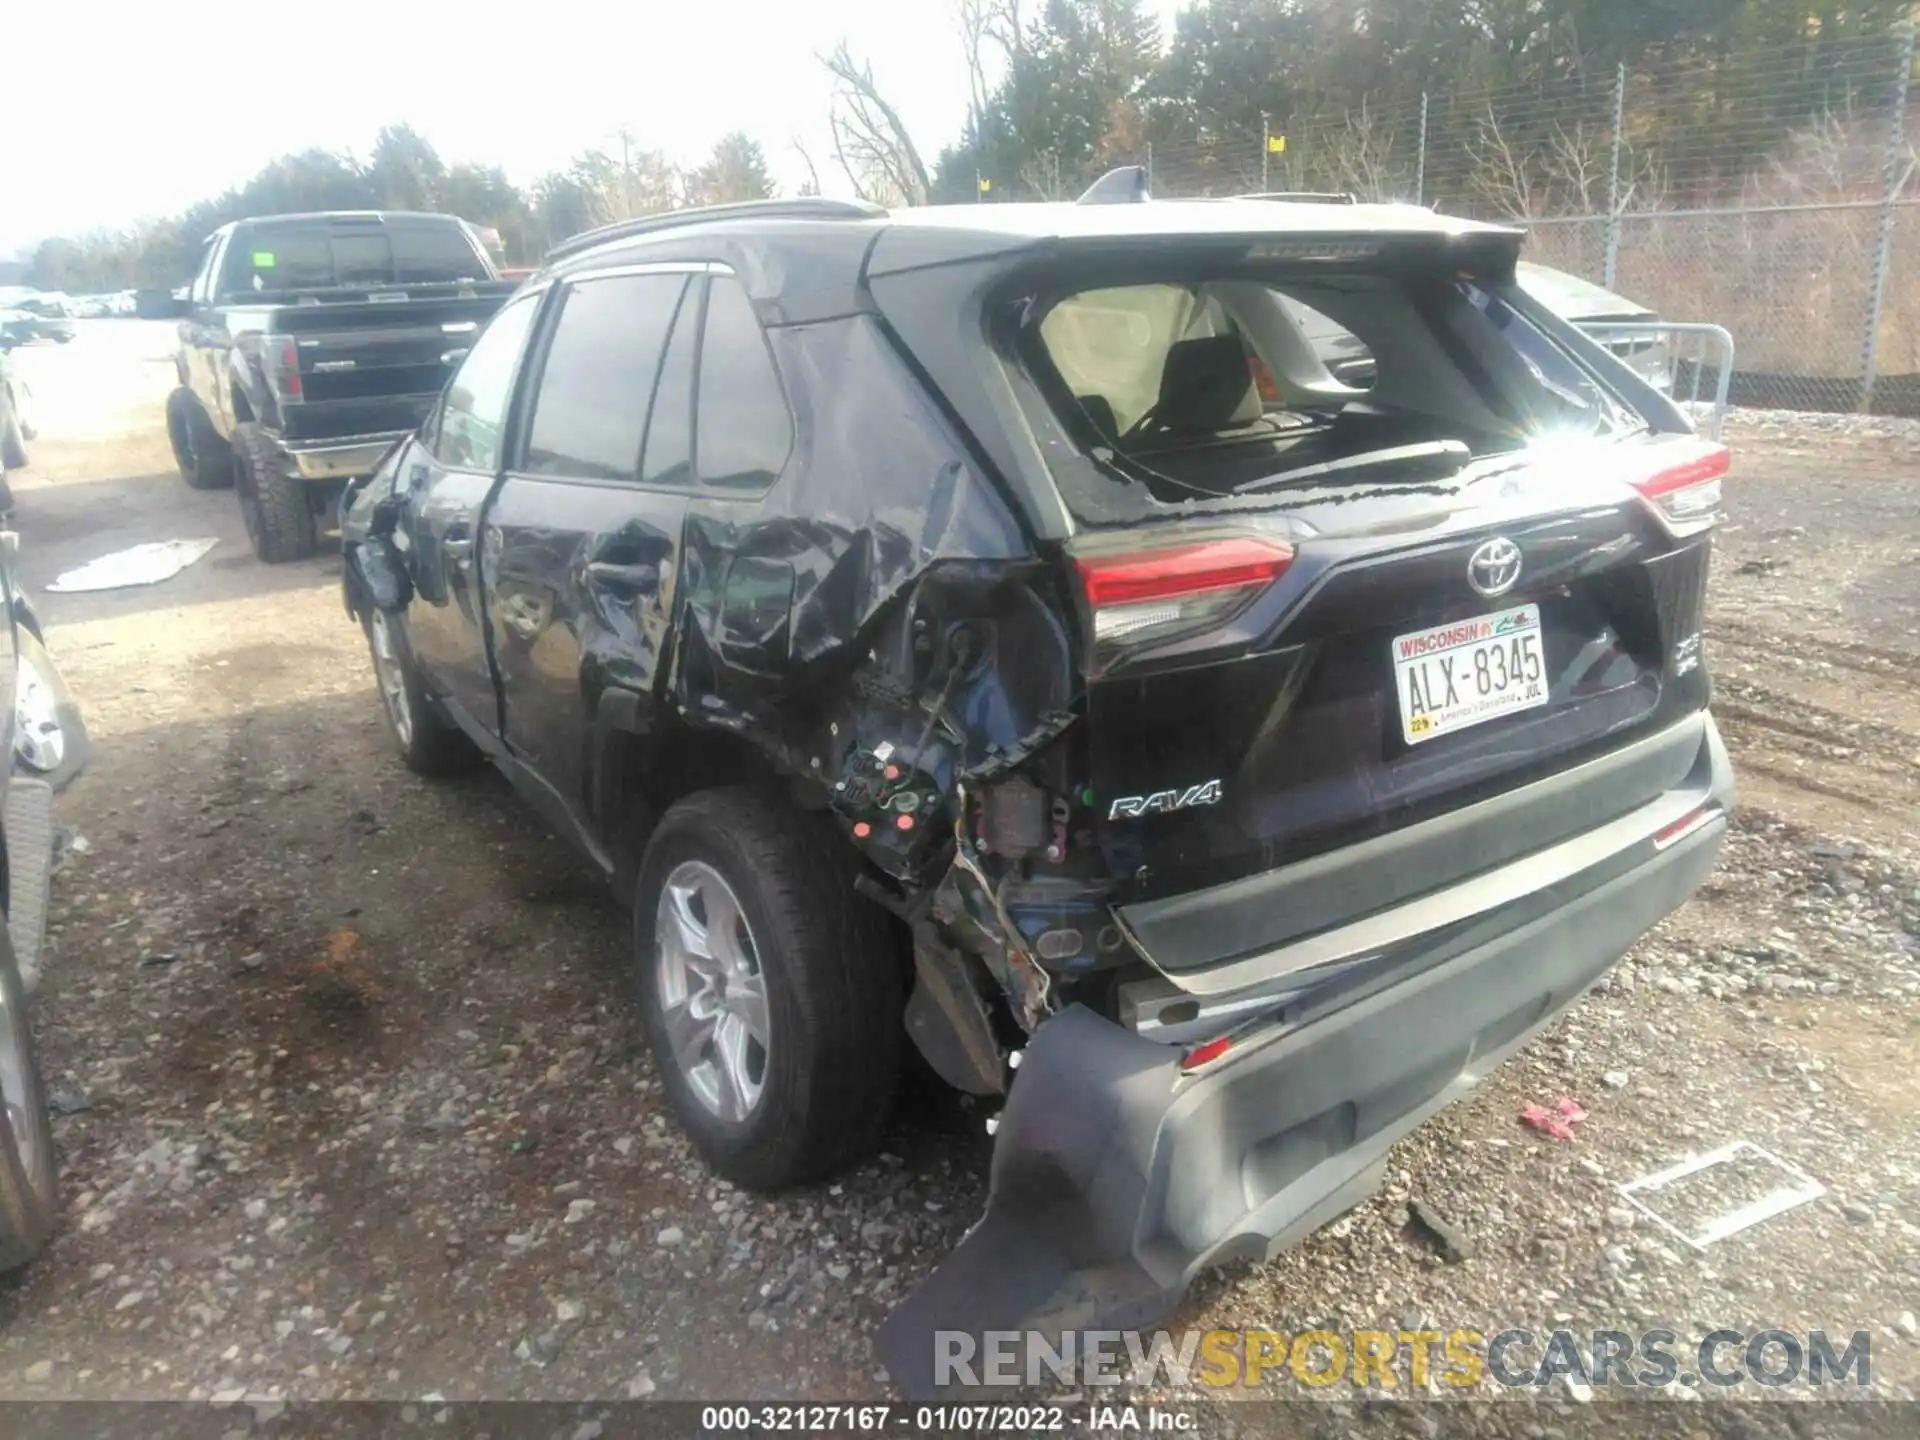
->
[1108,780,1224,821]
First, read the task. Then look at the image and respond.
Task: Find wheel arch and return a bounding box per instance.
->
[591,699,788,903]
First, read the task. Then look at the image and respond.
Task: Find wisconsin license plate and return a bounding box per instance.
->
[1393,604,1548,745]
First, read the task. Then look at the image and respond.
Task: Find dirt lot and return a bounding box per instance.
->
[0,322,1916,1410]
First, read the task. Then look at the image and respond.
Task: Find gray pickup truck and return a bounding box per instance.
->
[165,211,517,561]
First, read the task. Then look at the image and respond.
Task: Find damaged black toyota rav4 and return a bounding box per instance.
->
[341,184,1732,1389]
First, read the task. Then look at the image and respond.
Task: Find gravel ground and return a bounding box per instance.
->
[0,324,1915,1413]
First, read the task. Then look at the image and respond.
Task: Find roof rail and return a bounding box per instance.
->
[1233,191,1358,205]
[544,197,886,264]
[1078,166,1151,205]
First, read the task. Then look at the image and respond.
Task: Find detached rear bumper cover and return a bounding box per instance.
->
[878,719,1732,1397]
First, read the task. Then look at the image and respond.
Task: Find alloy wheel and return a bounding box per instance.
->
[654,860,770,1122]
[368,610,414,747]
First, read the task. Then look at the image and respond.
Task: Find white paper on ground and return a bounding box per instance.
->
[44,539,219,593]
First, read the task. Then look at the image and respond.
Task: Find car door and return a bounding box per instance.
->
[399,290,542,735]
[484,263,701,824]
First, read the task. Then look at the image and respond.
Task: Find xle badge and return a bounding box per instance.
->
[1108,779,1224,821]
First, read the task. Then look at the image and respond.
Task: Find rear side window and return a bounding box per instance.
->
[640,281,700,488]
[1277,296,1375,391]
[525,273,688,482]
[434,294,538,472]
[695,277,792,491]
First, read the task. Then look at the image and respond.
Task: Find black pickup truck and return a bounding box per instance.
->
[165,211,517,561]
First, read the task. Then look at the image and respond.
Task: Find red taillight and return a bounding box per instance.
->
[268,338,303,401]
[1182,1035,1233,1072]
[1074,535,1294,664]
[1630,439,1727,526]
[1652,804,1717,851]
[1077,537,1296,607]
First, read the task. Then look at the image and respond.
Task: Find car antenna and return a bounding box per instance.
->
[1077,166,1150,205]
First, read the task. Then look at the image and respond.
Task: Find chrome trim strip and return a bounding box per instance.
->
[563,260,722,284]
[1121,754,1718,1001]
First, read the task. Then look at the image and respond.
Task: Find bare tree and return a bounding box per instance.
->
[790,134,825,197]
[1466,105,1539,221]
[1017,148,1068,200]
[956,0,995,135]
[1321,104,1411,202]
[1468,108,1667,220]
[821,40,932,206]
[953,0,1027,122]
[1748,102,1914,206]
[1541,120,1608,213]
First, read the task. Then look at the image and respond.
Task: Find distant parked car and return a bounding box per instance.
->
[1516,261,1672,393]
[10,295,74,345]
[1281,259,1672,395]
[0,310,34,354]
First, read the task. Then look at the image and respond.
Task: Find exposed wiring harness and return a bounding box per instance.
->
[951,780,1055,1029]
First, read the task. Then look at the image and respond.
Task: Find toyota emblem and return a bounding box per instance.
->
[1467,537,1523,599]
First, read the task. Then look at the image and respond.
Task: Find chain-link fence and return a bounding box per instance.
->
[1139,28,1920,416]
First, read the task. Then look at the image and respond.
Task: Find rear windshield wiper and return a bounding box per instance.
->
[1233,439,1471,496]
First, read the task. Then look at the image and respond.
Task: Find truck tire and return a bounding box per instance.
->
[164,388,230,490]
[0,907,57,1274]
[361,608,481,777]
[635,788,903,1191]
[1,386,27,470]
[232,422,315,562]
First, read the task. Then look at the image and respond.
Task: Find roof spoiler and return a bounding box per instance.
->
[1077,166,1151,205]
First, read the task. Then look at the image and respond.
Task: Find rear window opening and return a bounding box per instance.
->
[1020,267,1637,516]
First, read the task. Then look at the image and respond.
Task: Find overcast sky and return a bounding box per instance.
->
[5,0,1190,259]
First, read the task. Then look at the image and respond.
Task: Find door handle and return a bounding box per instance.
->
[587,561,657,588]
[444,537,474,562]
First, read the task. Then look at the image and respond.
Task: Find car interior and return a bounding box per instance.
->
[1031,274,1627,503]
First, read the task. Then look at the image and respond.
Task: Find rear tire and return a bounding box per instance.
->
[0,912,57,1274]
[635,788,903,1191]
[232,422,315,562]
[164,388,230,490]
[361,609,482,777]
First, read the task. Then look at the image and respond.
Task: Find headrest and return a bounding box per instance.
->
[1155,335,1261,433]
